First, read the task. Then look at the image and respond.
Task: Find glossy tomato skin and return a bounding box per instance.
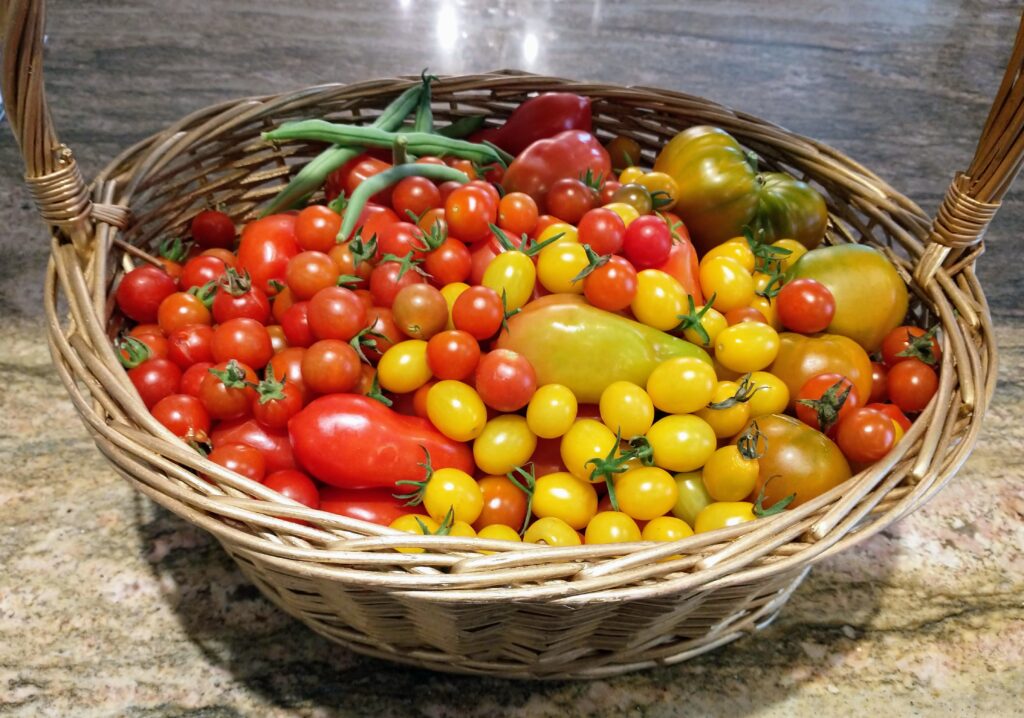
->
[128,358,182,408]
[577,208,626,255]
[295,205,342,253]
[424,238,472,287]
[654,235,703,302]
[475,349,538,412]
[622,215,672,270]
[320,487,421,526]
[264,470,320,509]
[835,407,896,464]
[769,333,873,411]
[180,361,214,397]
[369,258,427,308]
[445,186,497,243]
[502,130,612,211]
[236,214,300,294]
[288,394,474,489]
[474,475,529,530]
[116,266,178,323]
[881,325,942,368]
[191,209,236,249]
[180,255,228,291]
[887,358,938,413]
[301,340,362,395]
[211,283,271,325]
[584,255,638,312]
[151,394,211,439]
[280,302,315,348]
[545,178,597,225]
[211,417,296,474]
[166,324,214,369]
[207,443,266,483]
[211,318,273,369]
[794,373,861,435]
[776,278,835,334]
[308,286,367,342]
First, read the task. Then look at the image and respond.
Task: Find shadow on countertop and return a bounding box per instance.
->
[133,496,897,717]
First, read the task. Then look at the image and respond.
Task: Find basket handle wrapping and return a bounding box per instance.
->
[3,0,1022,267]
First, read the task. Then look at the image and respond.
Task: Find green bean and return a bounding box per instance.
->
[413,71,438,133]
[397,115,486,139]
[260,83,423,217]
[338,164,469,242]
[264,121,504,166]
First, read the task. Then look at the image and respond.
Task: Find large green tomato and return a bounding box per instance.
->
[654,126,828,254]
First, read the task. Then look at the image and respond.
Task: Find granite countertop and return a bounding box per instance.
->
[2,1,1023,715]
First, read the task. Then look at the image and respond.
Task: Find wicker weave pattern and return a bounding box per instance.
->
[6,0,1021,678]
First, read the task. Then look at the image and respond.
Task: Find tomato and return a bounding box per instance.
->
[180,255,228,291]
[546,178,597,225]
[294,205,342,253]
[425,330,480,381]
[725,306,767,325]
[211,416,296,474]
[700,257,755,313]
[116,266,178,323]
[714,322,780,373]
[477,524,521,544]
[528,471,597,530]
[747,371,790,417]
[525,384,578,439]
[211,318,272,369]
[703,239,756,273]
[267,346,307,396]
[296,341,357,396]
[881,325,942,368]
[835,407,896,464]
[646,356,716,414]
[776,278,835,334]
[694,502,756,533]
[642,516,693,543]
[207,443,266,483]
[536,241,589,295]
[497,192,539,237]
[696,380,753,439]
[610,183,653,215]
[318,488,414,526]
[445,186,496,243]
[536,221,578,246]
[392,175,442,219]
[424,238,472,286]
[869,361,889,403]
[369,256,427,308]
[635,171,680,211]
[795,373,862,434]
[474,349,537,412]
[502,130,611,211]
[236,214,300,294]
[126,325,169,356]
[375,222,424,261]
[582,255,637,312]
[389,514,438,553]
[377,340,431,394]
[654,125,827,253]
[482,251,536,313]
[160,323,209,370]
[656,240,703,304]
[645,415,717,472]
[631,269,686,331]
[585,511,642,544]
[887,358,938,413]
[616,466,678,521]
[151,394,211,439]
[622,215,672,270]
[452,285,503,340]
[770,333,873,410]
[606,137,642,171]
[283,251,339,300]
[180,361,213,397]
[305,286,367,343]
[198,360,257,420]
[343,156,393,205]
[702,445,759,502]
[577,208,626,255]
[419,467,484,524]
[191,209,236,249]
[156,292,211,335]
[473,415,537,476]
[599,381,655,438]
[866,402,912,432]
[426,380,487,441]
[680,304,728,350]
[524,516,582,546]
[788,244,908,351]
[280,301,315,348]
[618,167,645,184]
[474,475,529,530]
[264,469,320,509]
[440,282,469,329]
[390,283,448,341]
[671,471,713,527]
[128,358,182,409]
[212,275,272,325]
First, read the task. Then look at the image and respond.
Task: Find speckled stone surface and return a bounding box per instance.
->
[2,1,1023,716]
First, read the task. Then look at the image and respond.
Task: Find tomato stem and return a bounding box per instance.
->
[219,267,253,297]
[796,377,853,434]
[707,373,763,410]
[673,293,717,345]
[737,420,768,460]
[116,336,153,369]
[364,372,393,407]
[506,464,537,536]
[208,359,249,389]
[895,324,941,365]
[753,475,795,517]
[252,364,287,404]
[570,243,610,284]
[394,446,433,506]
[158,236,191,263]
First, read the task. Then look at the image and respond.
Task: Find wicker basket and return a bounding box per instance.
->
[6,0,1020,679]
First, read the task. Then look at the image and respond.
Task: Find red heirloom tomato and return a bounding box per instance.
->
[191,209,236,249]
[116,266,178,323]
[236,213,300,294]
[502,130,612,211]
[320,487,421,526]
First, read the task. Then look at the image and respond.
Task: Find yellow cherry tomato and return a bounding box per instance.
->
[618,166,646,184]
[377,340,431,393]
[681,304,728,349]
[537,241,589,294]
[537,222,578,246]
[599,381,655,438]
[440,282,470,330]
[585,511,642,544]
[631,269,686,330]
[422,467,484,524]
[747,371,789,417]
[694,501,756,533]
[561,419,621,483]
[602,202,641,226]
[714,322,780,373]
[524,516,582,546]
[526,384,578,439]
[696,380,752,439]
[671,471,714,526]
[636,171,680,211]
[615,466,679,521]
[772,238,807,270]
[645,415,717,472]
[477,523,522,545]
[642,515,694,542]
[702,239,755,273]
[712,357,744,382]
[699,256,755,312]
[389,514,439,554]
[426,380,487,441]
[748,295,781,330]
[646,356,717,414]
[473,415,537,476]
[482,251,536,311]
[448,520,477,538]
[533,472,599,530]
[701,446,759,502]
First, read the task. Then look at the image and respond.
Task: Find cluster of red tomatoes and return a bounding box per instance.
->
[112,133,939,549]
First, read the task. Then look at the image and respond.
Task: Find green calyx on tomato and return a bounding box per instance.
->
[379,250,429,281]
[253,364,287,404]
[743,226,792,275]
[795,376,852,434]
[769,332,873,410]
[653,126,828,255]
[393,446,434,506]
[707,372,760,410]
[364,372,393,407]
[673,293,717,345]
[159,236,191,263]
[505,464,537,535]
[584,429,630,512]
[116,335,153,369]
[488,222,564,257]
[415,506,456,537]
[208,359,250,389]
[752,475,795,517]
[502,130,612,212]
[570,244,611,284]
[895,324,941,366]
[188,280,218,308]
[736,421,767,461]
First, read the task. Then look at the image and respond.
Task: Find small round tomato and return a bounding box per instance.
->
[157,292,211,334]
[445,185,496,243]
[392,175,442,220]
[536,241,589,295]
[533,472,599,530]
[671,471,714,527]
[583,255,637,312]
[646,356,717,415]
[679,304,727,350]
[369,256,427,308]
[696,380,753,439]
[599,381,655,438]
[280,301,314,348]
[777,278,836,334]
[795,373,862,434]
[180,361,214,397]
[536,221,578,246]
[631,269,686,331]
[180,255,228,291]
[251,372,304,429]
[211,318,273,369]
[701,445,759,502]
[866,402,912,432]
[642,515,693,542]
[477,524,521,544]
[473,415,537,476]
[881,326,942,368]
[645,415,717,473]
[615,466,678,521]
[452,285,504,340]
[151,394,211,439]
[128,358,182,409]
[389,514,438,553]
[869,361,889,403]
[392,283,448,340]
[773,239,807,270]
[700,257,755,313]
[426,380,487,442]
[474,475,529,530]
[622,215,672,270]
[724,306,767,325]
[546,178,597,225]
[300,340,359,395]
[285,251,340,300]
[235,214,299,295]
[199,360,258,420]
[482,251,537,312]
[585,511,642,544]
[610,183,653,215]
[524,516,581,546]
[268,346,308,398]
[497,192,539,237]
[377,222,427,260]
[207,443,266,483]
[425,329,481,381]
[307,286,367,342]
[618,166,646,184]
[191,209,236,249]
[561,419,619,482]
[424,238,472,287]
[836,407,897,464]
[422,467,484,524]
[746,371,790,417]
[526,384,578,439]
[887,358,938,413]
[377,340,431,394]
[577,208,626,255]
[264,469,320,509]
[636,171,680,211]
[703,239,755,273]
[211,275,271,325]
[116,266,179,323]
[474,349,537,412]
[295,205,342,253]
[694,502,756,533]
[714,322,780,373]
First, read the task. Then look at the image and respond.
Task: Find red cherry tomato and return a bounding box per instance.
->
[211,417,296,474]
[295,205,342,253]
[343,156,393,206]
[339,203,400,243]
[426,330,481,381]
[302,339,362,395]
[452,285,504,340]
[127,358,182,409]
[369,256,427,308]
[868,361,889,403]
[497,192,539,237]
[307,286,367,342]
[836,407,897,464]
[284,251,341,300]
[377,222,427,261]
[599,180,622,204]
[124,326,170,362]
[268,347,308,400]
[424,237,472,286]
[180,361,214,398]
[179,255,228,291]
[251,375,304,429]
[445,185,497,243]
[881,326,942,368]
[157,292,212,335]
[236,214,300,295]
[199,360,258,420]
[777,278,836,334]
[280,301,315,348]
[474,475,529,530]
[577,208,626,255]
[392,176,443,220]
[151,394,211,439]
[211,318,273,369]
[116,266,179,323]
[474,349,538,412]
[887,358,938,413]
[545,178,597,225]
[191,209,236,249]
[583,255,638,312]
[865,402,912,432]
[362,308,403,362]
[207,443,267,483]
[264,470,321,509]
[795,373,862,434]
[622,215,672,270]
[211,275,271,324]
[725,306,768,325]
